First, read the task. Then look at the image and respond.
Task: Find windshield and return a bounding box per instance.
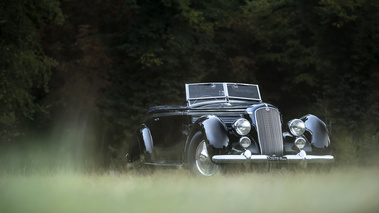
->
[186,83,261,106]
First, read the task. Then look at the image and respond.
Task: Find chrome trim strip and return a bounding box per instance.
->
[223,83,229,98]
[212,154,334,164]
[185,84,190,103]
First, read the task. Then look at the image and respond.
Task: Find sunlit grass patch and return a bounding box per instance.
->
[0,167,378,213]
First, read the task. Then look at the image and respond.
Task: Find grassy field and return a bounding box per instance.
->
[1,167,378,213]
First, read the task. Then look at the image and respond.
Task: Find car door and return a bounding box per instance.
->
[145,112,187,164]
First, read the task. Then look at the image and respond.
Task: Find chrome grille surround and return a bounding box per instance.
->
[254,107,283,156]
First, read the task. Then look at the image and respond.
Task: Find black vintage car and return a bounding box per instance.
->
[128,83,334,176]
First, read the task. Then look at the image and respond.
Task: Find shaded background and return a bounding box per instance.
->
[0,0,378,172]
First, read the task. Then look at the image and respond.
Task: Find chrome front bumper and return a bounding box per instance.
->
[212,150,334,164]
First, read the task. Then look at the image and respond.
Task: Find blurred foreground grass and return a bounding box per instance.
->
[1,167,378,213]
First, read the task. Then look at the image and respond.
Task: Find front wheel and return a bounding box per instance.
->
[188,132,220,176]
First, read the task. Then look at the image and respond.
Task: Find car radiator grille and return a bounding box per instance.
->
[255,107,283,156]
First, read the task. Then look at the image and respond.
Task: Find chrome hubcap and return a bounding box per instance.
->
[195,141,219,176]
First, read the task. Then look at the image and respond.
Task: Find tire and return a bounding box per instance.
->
[188,132,220,176]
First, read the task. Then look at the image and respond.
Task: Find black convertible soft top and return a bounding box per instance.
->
[148,105,188,113]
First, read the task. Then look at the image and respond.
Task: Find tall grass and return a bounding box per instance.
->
[1,167,378,213]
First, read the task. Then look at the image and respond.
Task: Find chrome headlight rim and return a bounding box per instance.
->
[233,118,251,136]
[239,136,251,148]
[294,137,306,150]
[288,119,306,136]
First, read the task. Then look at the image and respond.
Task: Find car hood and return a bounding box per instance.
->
[190,102,259,110]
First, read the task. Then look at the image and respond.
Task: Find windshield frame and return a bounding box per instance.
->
[185,83,262,107]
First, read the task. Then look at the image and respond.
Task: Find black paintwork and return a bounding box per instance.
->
[129,94,332,166]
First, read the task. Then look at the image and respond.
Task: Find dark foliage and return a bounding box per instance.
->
[1,0,378,168]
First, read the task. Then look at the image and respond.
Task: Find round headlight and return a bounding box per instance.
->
[239,137,251,148]
[233,118,251,135]
[294,137,306,149]
[288,119,306,136]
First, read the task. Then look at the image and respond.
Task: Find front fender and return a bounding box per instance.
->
[301,114,330,148]
[188,115,229,149]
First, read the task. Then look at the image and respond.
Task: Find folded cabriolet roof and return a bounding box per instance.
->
[148,105,188,113]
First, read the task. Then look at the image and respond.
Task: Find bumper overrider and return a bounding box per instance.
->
[212,150,334,164]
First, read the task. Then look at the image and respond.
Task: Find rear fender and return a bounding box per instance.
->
[129,124,156,162]
[301,114,330,148]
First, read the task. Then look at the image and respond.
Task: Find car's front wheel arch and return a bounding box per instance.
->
[187,131,220,176]
[184,115,229,160]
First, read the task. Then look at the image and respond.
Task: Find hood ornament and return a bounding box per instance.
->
[265,103,270,111]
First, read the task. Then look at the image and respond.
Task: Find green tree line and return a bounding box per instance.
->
[1,0,378,169]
